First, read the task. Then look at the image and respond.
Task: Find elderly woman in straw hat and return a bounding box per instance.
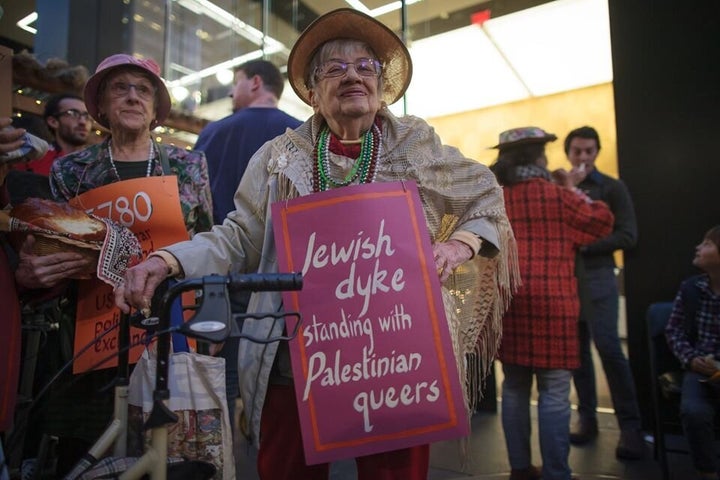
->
[16,54,212,475]
[116,8,517,479]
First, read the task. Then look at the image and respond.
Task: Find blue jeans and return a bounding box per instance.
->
[680,371,720,473]
[501,364,573,480]
[572,266,641,430]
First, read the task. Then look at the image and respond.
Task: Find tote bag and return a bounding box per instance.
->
[127,349,235,480]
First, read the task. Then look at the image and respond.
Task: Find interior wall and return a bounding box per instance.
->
[427,83,617,175]
[427,82,623,270]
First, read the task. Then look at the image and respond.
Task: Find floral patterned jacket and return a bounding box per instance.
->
[49,138,213,236]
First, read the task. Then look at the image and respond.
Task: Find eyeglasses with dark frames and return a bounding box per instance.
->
[109,81,156,100]
[56,109,91,121]
[314,58,382,81]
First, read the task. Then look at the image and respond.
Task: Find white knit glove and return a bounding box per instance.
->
[432,239,473,282]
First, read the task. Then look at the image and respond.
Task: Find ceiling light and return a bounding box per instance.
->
[171,86,190,102]
[17,11,38,35]
[344,0,371,15]
[176,0,287,55]
[483,0,612,96]
[169,0,290,89]
[401,0,612,119]
[368,0,423,18]
[216,69,234,85]
[167,50,269,88]
[344,0,423,18]
[405,25,529,118]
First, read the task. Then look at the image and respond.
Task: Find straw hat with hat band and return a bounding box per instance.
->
[287,8,412,106]
[83,54,172,129]
[491,126,557,149]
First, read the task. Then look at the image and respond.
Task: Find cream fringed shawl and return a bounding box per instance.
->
[272,108,519,421]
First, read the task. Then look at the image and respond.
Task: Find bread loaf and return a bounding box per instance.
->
[9,198,105,279]
[10,197,106,244]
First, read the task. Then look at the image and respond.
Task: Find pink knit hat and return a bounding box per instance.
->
[83,54,172,129]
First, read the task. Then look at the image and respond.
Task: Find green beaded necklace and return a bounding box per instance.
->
[313,123,380,192]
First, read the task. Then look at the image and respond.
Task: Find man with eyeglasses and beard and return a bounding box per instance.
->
[14,93,93,176]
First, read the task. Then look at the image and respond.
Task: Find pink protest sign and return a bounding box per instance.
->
[272,181,469,465]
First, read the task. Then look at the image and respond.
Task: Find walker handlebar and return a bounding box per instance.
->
[158,272,303,346]
[151,272,303,413]
[227,272,303,293]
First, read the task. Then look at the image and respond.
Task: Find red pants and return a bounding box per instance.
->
[258,384,430,480]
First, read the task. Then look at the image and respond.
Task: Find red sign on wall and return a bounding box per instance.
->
[272,181,469,465]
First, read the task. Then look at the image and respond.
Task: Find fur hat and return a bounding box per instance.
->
[287,8,412,106]
[83,54,171,129]
[492,127,558,149]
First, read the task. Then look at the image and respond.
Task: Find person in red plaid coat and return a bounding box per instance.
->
[490,126,614,480]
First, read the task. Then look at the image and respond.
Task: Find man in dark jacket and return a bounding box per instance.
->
[564,126,644,459]
[195,59,303,225]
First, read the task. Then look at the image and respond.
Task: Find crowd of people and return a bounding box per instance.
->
[0,6,715,480]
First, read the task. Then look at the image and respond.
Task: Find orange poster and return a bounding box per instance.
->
[69,176,188,373]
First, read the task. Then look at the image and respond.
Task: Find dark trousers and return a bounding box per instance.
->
[572,266,641,431]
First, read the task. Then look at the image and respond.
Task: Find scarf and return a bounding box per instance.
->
[514,163,552,182]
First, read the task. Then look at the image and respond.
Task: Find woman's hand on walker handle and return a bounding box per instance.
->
[115,255,170,314]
